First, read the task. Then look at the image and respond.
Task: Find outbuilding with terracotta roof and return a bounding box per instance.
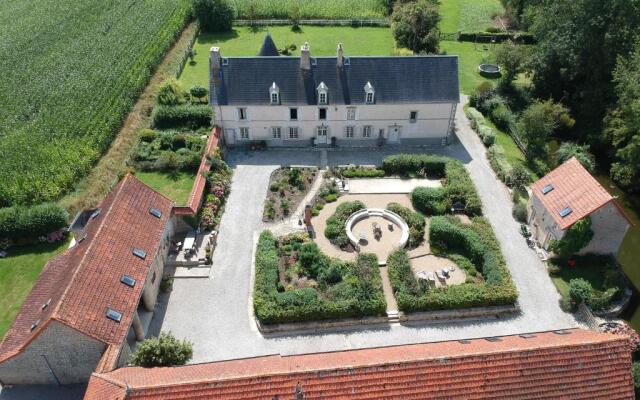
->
[528,157,631,255]
[0,175,175,385]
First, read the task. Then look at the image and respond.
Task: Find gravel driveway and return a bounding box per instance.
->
[153,103,577,363]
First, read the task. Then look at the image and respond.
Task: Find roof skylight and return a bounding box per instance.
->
[106,308,122,322]
[121,275,136,288]
[559,207,573,218]
[41,298,51,310]
[30,320,41,331]
[90,208,102,220]
[132,248,146,260]
[541,183,554,195]
[149,208,162,218]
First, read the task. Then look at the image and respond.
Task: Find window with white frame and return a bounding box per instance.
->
[317,126,328,137]
[318,108,327,120]
[362,125,372,138]
[288,127,299,139]
[271,126,281,139]
[345,126,355,138]
[346,107,356,120]
[364,81,375,104]
[239,127,249,139]
[269,82,279,105]
[317,81,328,105]
[238,108,247,120]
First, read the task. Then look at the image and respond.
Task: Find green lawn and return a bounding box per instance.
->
[439,0,505,33]
[440,41,501,94]
[135,171,196,205]
[0,239,70,338]
[179,26,398,89]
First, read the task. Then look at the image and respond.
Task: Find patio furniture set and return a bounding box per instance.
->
[416,266,456,285]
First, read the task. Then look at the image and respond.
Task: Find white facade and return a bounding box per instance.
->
[215,102,456,147]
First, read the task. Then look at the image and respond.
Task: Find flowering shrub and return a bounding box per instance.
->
[603,322,640,353]
[212,185,225,198]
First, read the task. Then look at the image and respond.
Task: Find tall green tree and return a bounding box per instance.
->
[494,40,530,86]
[193,0,234,33]
[391,0,440,54]
[604,38,640,191]
[526,0,640,135]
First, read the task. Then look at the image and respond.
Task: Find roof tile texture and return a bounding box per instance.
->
[531,157,615,229]
[85,329,633,400]
[0,175,173,363]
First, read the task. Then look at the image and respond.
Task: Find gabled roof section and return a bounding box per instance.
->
[0,175,174,364]
[258,32,279,57]
[531,157,628,230]
[211,55,460,106]
[85,329,633,400]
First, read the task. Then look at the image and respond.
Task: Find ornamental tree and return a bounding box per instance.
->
[130,331,192,367]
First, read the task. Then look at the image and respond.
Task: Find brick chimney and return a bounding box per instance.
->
[300,42,311,70]
[337,43,344,67]
[210,46,221,71]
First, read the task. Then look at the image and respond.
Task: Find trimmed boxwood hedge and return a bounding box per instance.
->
[0,203,69,241]
[385,155,483,216]
[324,201,365,247]
[152,104,212,129]
[253,231,386,324]
[387,216,517,312]
[386,203,425,248]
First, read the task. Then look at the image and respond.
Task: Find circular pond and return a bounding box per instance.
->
[345,208,409,264]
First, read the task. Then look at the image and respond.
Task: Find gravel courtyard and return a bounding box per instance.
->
[152,102,578,363]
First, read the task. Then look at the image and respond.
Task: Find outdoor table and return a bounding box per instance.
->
[183,231,196,251]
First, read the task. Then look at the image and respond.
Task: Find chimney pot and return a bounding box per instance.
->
[300,42,311,70]
[337,43,344,67]
[211,46,221,70]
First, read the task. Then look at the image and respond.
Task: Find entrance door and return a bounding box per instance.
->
[316,126,328,144]
[388,126,401,143]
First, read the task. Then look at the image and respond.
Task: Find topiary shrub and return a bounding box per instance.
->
[129,331,192,367]
[512,202,528,223]
[465,107,485,130]
[157,79,185,106]
[568,278,593,307]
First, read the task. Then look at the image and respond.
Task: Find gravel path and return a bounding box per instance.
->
[153,104,577,364]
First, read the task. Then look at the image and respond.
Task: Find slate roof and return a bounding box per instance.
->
[0,175,174,365]
[211,53,460,106]
[257,32,279,57]
[531,157,630,230]
[84,329,633,400]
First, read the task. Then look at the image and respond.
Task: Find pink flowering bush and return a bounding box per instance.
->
[603,322,640,353]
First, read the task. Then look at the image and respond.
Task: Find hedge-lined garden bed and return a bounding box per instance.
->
[263,168,316,221]
[387,216,517,312]
[253,231,386,324]
[385,203,425,248]
[324,201,366,248]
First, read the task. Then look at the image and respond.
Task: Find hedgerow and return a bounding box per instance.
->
[324,201,365,247]
[0,0,192,206]
[152,105,213,129]
[253,231,386,324]
[0,204,69,241]
[387,217,517,312]
[386,203,425,248]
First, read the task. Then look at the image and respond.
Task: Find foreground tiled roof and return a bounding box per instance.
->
[531,157,626,229]
[84,329,633,399]
[0,175,174,365]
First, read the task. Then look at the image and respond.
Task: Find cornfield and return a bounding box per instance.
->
[0,0,191,206]
[230,0,386,19]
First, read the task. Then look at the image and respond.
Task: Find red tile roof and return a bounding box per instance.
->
[531,157,626,230]
[84,329,633,400]
[173,126,220,215]
[0,175,174,366]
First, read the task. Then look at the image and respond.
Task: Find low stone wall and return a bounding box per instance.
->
[399,304,520,323]
[255,304,520,334]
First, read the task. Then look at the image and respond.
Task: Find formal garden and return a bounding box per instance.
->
[253,154,517,325]
[263,168,318,221]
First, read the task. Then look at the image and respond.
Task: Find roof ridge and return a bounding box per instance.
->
[51,176,131,343]
[99,330,628,391]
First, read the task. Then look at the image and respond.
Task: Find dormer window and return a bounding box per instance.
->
[317,82,328,105]
[269,82,279,105]
[364,82,375,104]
